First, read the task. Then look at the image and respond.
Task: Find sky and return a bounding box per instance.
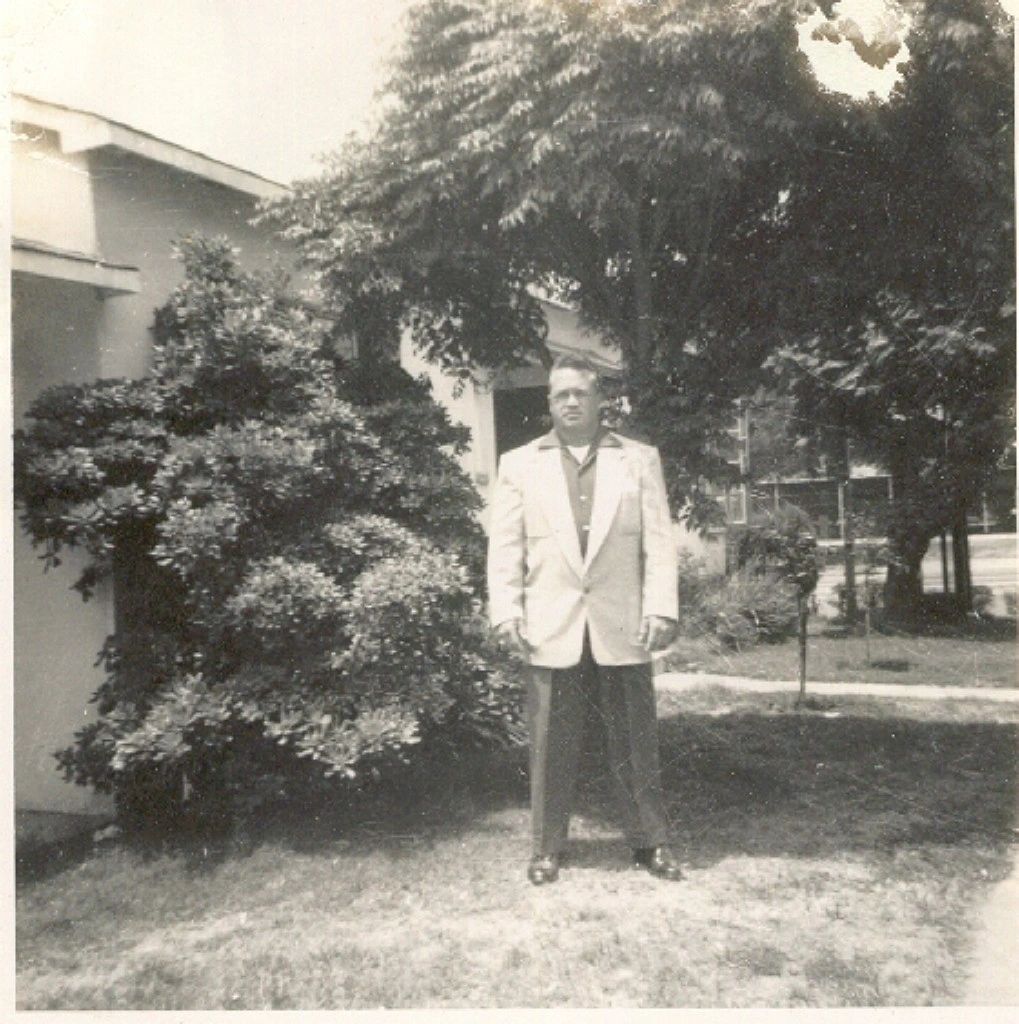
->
[5,0,412,183]
[798,0,913,100]
[4,0,1015,185]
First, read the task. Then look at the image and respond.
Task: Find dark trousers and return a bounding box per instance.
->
[526,632,670,855]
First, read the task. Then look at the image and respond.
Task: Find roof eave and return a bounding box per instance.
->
[12,238,142,295]
[12,94,288,200]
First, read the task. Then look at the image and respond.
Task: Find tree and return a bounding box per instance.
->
[759,0,1015,618]
[264,0,829,521]
[13,237,523,828]
[733,506,821,703]
[266,0,1013,613]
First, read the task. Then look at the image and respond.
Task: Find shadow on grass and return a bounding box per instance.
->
[648,705,1016,870]
[256,741,533,858]
[15,742,533,885]
[18,700,1017,884]
[868,614,1017,643]
[255,701,1016,876]
[17,831,100,886]
[820,615,1018,644]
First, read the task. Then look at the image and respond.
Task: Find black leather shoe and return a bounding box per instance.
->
[633,846,683,881]
[528,853,560,885]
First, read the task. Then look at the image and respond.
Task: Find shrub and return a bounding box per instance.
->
[971,585,994,616]
[675,552,721,639]
[19,237,523,830]
[676,553,798,649]
[731,505,821,601]
[727,567,800,643]
[830,578,885,619]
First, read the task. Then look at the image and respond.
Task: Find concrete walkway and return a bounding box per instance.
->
[962,851,1019,1006]
[656,670,1019,702]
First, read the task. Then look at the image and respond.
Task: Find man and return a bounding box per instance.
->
[487,352,682,885]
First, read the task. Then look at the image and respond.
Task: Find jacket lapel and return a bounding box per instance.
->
[534,445,584,580]
[584,445,626,569]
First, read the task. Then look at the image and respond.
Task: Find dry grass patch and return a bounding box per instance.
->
[17,691,1017,1009]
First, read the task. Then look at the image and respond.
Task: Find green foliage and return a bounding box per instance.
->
[266,0,1013,569]
[17,236,522,829]
[733,505,821,599]
[677,553,799,649]
[263,0,826,525]
[710,569,800,648]
[755,0,1015,614]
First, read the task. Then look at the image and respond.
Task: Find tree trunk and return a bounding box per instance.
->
[884,555,924,620]
[839,428,857,622]
[630,262,655,377]
[883,453,928,621]
[621,187,655,378]
[951,516,973,613]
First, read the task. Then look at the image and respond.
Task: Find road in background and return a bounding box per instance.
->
[814,533,1017,618]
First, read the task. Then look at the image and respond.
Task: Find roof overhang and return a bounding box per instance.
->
[12,94,288,199]
[12,239,142,295]
[546,340,621,374]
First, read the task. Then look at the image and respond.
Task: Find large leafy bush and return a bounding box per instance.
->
[14,237,523,829]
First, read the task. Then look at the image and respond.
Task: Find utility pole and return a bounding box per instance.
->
[839,423,858,622]
[736,398,750,496]
[724,400,751,572]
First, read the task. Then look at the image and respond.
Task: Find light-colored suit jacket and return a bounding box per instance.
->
[487,430,678,668]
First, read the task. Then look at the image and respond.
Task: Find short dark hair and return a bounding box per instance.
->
[548,352,603,391]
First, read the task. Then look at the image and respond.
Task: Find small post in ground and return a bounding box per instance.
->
[796,592,808,706]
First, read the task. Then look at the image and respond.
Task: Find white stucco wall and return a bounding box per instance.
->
[11,126,97,255]
[12,275,114,814]
[89,148,297,380]
[398,328,494,493]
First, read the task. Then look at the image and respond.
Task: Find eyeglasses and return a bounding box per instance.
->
[550,389,597,403]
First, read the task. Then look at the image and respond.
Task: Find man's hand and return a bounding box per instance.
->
[638,615,678,652]
[495,619,531,658]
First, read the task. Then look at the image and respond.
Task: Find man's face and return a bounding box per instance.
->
[548,367,602,442]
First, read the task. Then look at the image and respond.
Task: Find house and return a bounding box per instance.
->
[11,96,719,823]
[12,94,677,823]
[11,95,294,818]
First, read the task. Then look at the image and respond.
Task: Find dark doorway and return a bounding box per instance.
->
[494,385,550,457]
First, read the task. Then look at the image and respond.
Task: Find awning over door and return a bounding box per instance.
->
[12,238,141,295]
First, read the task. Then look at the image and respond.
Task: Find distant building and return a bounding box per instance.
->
[11,95,294,815]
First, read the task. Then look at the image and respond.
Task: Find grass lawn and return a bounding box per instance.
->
[664,616,1018,689]
[17,689,1017,1010]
